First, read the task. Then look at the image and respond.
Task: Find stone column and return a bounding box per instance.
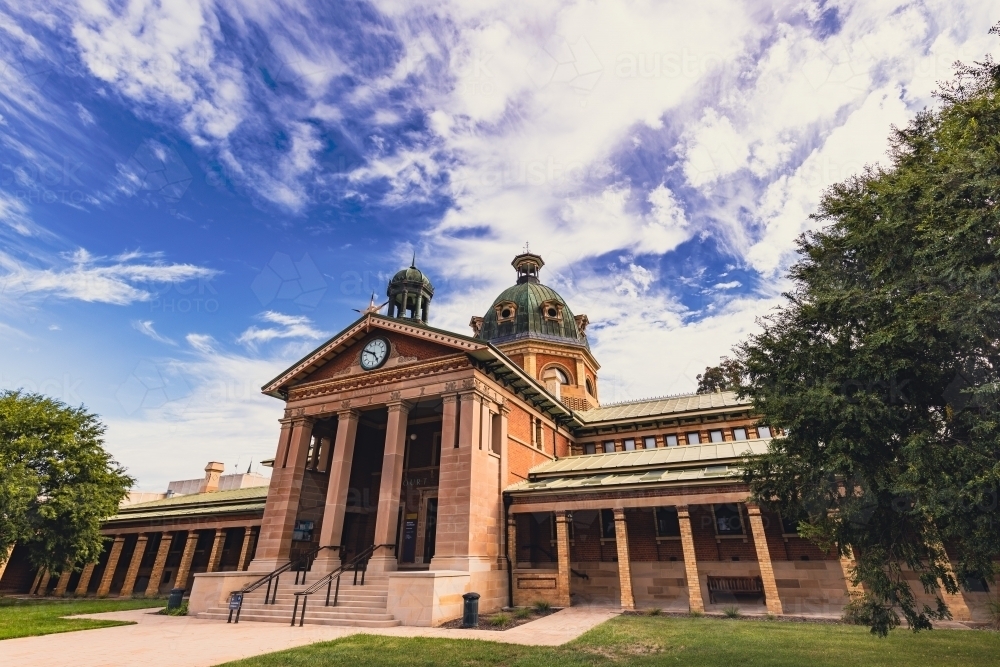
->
[0,544,14,585]
[613,508,636,610]
[506,513,518,567]
[251,417,315,571]
[75,562,97,596]
[747,504,783,615]
[206,529,226,573]
[119,533,149,597]
[53,562,73,596]
[554,511,572,608]
[96,536,126,597]
[237,527,256,571]
[146,533,172,597]
[430,391,484,571]
[313,410,360,572]
[369,401,412,573]
[839,545,865,599]
[174,531,199,593]
[677,506,705,613]
[936,544,972,621]
[33,569,51,596]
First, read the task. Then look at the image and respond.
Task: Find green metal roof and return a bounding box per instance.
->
[106,486,268,524]
[477,282,587,348]
[505,439,769,495]
[574,390,749,424]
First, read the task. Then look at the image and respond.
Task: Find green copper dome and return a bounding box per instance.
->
[389,265,433,292]
[476,252,588,347]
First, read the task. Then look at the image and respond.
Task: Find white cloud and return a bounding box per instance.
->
[131,319,176,345]
[0,248,218,305]
[237,311,328,349]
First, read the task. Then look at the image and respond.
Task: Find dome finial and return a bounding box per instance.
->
[411,252,416,268]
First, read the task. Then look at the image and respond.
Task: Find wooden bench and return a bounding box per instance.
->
[707,576,765,604]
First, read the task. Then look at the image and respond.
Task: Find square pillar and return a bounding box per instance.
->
[554,511,572,608]
[251,417,314,571]
[747,504,783,615]
[613,508,636,610]
[839,544,865,599]
[119,533,149,597]
[369,401,412,573]
[206,529,225,573]
[53,564,72,596]
[677,506,705,613]
[75,562,96,596]
[96,536,126,597]
[935,544,972,621]
[0,545,13,584]
[174,531,199,593]
[33,569,51,596]
[237,527,256,571]
[430,391,486,571]
[146,533,173,597]
[314,410,360,571]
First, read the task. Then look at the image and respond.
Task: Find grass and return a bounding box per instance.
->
[163,601,189,616]
[514,607,532,620]
[490,613,511,627]
[722,606,741,618]
[0,596,165,640]
[534,600,551,613]
[218,614,1000,667]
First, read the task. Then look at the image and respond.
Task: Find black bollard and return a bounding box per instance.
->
[461,592,481,628]
[166,588,185,611]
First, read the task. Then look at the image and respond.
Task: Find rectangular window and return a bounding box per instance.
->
[664,434,679,447]
[603,441,616,453]
[686,432,701,445]
[491,413,502,455]
[643,436,657,449]
[757,425,772,439]
[535,418,544,450]
[713,504,744,535]
[623,438,636,451]
[584,442,596,455]
[709,430,724,443]
[654,507,681,537]
[600,509,616,539]
[732,427,748,441]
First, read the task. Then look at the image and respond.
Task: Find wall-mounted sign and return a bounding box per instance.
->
[292,520,315,542]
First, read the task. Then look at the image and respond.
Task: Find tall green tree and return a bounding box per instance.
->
[0,391,132,575]
[737,31,1000,636]
[696,357,743,394]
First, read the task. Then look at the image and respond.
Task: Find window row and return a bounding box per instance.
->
[580,425,773,455]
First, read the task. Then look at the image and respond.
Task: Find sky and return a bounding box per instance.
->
[1,1,998,491]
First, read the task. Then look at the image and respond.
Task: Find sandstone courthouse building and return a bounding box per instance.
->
[2,251,990,626]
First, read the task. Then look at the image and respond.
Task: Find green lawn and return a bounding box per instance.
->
[0,597,165,640]
[220,615,1000,667]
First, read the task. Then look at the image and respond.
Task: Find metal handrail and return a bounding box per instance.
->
[290,544,396,627]
[226,545,336,623]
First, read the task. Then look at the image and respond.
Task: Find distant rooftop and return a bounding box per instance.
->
[574,390,749,424]
[107,486,269,524]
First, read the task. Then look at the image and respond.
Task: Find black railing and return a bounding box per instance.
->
[227,545,337,623]
[290,544,396,627]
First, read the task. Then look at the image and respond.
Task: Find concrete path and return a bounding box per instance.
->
[1,606,621,667]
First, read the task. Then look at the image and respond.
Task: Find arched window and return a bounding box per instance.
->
[542,366,570,385]
[585,378,595,395]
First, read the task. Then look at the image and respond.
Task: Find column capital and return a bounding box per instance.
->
[440,393,459,405]
[676,505,691,517]
[385,399,413,414]
[746,504,762,516]
[336,408,361,420]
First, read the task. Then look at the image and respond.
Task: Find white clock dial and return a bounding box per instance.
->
[360,337,389,370]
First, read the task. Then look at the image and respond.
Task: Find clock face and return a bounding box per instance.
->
[360,337,390,370]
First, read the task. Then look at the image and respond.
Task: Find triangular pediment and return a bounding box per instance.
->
[262,314,486,396]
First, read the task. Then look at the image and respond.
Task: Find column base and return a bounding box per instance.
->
[246,558,285,573]
[310,551,343,574]
[366,555,398,574]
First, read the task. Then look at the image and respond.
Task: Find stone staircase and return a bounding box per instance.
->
[197,575,401,628]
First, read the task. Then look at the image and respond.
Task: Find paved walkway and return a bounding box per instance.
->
[2,606,621,667]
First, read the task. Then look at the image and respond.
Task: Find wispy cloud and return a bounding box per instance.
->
[237,311,328,349]
[0,248,218,306]
[131,320,176,345]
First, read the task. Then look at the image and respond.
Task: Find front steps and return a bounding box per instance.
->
[197,576,401,628]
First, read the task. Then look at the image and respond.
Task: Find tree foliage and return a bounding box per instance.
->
[696,358,743,394]
[0,391,132,575]
[737,31,1000,636]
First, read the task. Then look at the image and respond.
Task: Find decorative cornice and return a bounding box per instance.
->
[287,355,473,402]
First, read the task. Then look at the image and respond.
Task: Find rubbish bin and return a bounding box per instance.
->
[167,588,185,611]
[461,592,480,628]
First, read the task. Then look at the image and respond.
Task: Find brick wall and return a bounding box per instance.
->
[536,354,577,383]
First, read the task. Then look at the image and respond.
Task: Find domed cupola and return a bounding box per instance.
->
[387,258,433,323]
[474,252,588,347]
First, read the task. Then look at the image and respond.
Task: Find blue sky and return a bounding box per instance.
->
[1,0,997,490]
